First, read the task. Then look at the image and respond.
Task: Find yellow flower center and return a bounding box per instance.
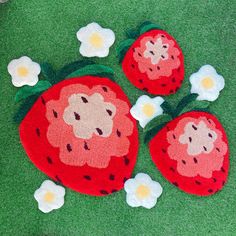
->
[136,185,151,199]
[201,77,214,89]
[142,103,155,117]
[89,33,103,48]
[17,66,29,77]
[44,191,55,203]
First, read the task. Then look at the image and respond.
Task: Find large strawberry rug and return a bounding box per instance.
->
[0,1,235,236]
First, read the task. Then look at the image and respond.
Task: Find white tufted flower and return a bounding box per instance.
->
[130,95,164,128]
[7,56,41,87]
[76,22,115,58]
[124,173,163,209]
[34,180,65,213]
[190,65,225,101]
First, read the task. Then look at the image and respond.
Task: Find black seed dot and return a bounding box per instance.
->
[100,190,109,195]
[116,129,121,137]
[213,178,217,183]
[192,125,197,130]
[84,141,90,150]
[207,119,212,124]
[41,96,46,105]
[131,64,135,68]
[221,167,225,173]
[67,144,72,152]
[109,174,115,180]
[139,79,143,83]
[173,182,178,187]
[161,83,166,87]
[149,51,155,55]
[161,55,165,59]
[170,167,175,172]
[193,158,198,164]
[143,88,148,92]
[47,156,53,164]
[173,134,176,139]
[36,128,40,137]
[106,109,112,116]
[53,110,58,118]
[208,189,213,193]
[74,112,80,120]
[203,146,207,151]
[96,128,103,135]
[123,177,128,183]
[161,35,165,38]
[55,175,62,183]
[163,45,167,48]
[84,175,91,180]
[157,66,160,70]
[149,68,153,72]
[182,160,186,165]
[172,78,176,83]
[138,52,142,57]
[150,40,154,44]
[195,180,201,185]
[208,133,213,138]
[222,181,225,186]
[81,96,88,103]
[111,189,118,193]
[162,148,167,153]
[171,55,174,60]
[189,137,192,143]
[124,156,129,165]
[216,147,220,152]
[102,86,108,92]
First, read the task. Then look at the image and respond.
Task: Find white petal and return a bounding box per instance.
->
[38,202,54,213]
[76,22,101,42]
[197,91,220,102]
[199,64,216,74]
[135,173,153,185]
[150,181,163,198]
[124,178,138,193]
[126,194,141,208]
[141,196,158,209]
[152,96,164,106]
[139,118,151,128]
[34,189,44,202]
[30,62,41,75]
[102,28,115,46]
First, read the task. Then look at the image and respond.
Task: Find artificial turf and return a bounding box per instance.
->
[0,0,236,235]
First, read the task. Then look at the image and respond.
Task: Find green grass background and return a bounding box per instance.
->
[0,0,236,235]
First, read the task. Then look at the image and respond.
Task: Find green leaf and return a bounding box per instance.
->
[139,22,162,35]
[15,80,52,103]
[66,64,114,80]
[13,95,39,123]
[174,93,198,117]
[179,100,210,115]
[56,60,95,82]
[144,114,172,133]
[144,122,167,144]
[116,38,135,63]
[161,101,175,118]
[40,62,57,84]
[126,29,139,39]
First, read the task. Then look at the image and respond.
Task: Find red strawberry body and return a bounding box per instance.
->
[149,111,229,196]
[122,29,184,95]
[20,76,139,196]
